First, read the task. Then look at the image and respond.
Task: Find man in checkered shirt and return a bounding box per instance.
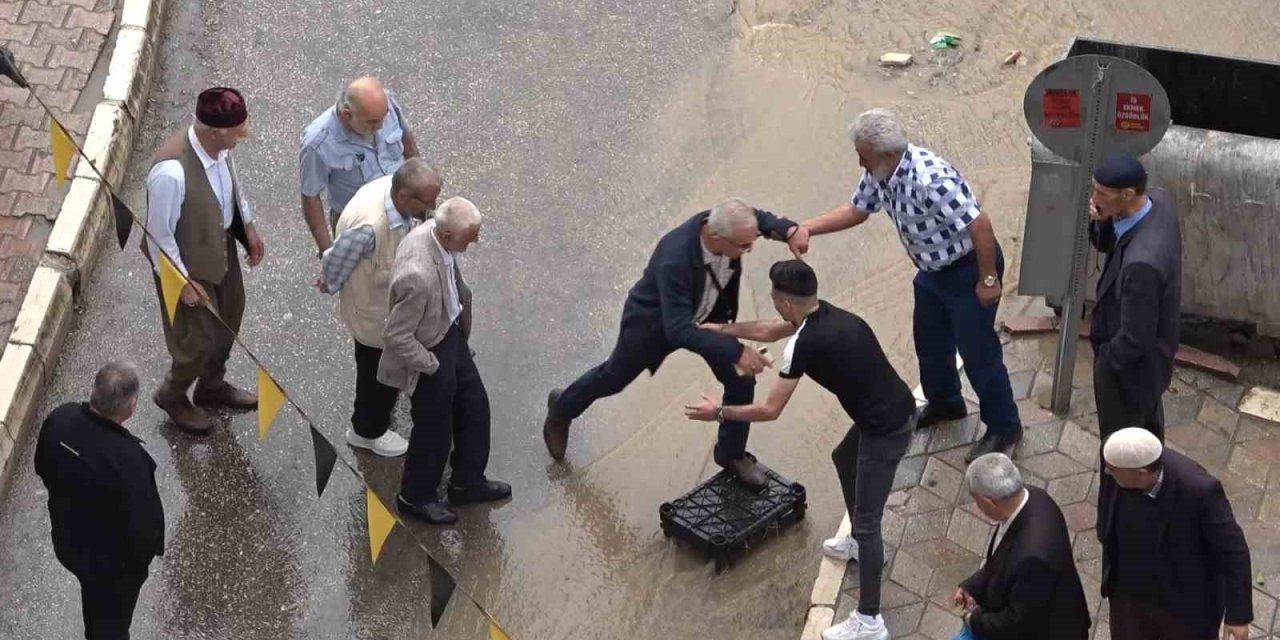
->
[802,108,1023,466]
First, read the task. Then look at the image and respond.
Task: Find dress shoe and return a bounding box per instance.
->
[448,479,513,506]
[722,455,769,491]
[396,495,458,525]
[153,389,213,435]
[542,389,571,460]
[193,381,258,409]
[965,428,1024,463]
[915,401,968,430]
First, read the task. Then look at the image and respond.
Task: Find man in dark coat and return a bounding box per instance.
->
[955,453,1090,640]
[34,362,165,640]
[1088,154,1181,441]
[1098,428,1252,640]
[541,197,806,488]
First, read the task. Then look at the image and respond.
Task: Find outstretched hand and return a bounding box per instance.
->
[683,393,720,422]
[786,225,810,259]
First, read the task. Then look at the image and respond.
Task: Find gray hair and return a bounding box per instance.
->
[336,87,353,111]
[435,196,482,232]
[89,361,140,416]
[707,197,758,237]
[848,108,910,156]
[965,453,1024,500]
[391,158,442,196]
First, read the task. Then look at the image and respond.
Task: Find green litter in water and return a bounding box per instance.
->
[930,32,962,49]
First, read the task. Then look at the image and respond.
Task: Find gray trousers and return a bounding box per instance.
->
[832,413,916,616]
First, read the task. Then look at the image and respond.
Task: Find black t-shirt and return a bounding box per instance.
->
[779,301,915,435]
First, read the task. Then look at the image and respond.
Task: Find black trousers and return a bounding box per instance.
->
[1093,358,1165,443]
[1109,597,1207,640]
[352,340,399,439]
[399,324,491,505]
[556,323,753,463]
[832,414,915,616]
[75,563,150,640]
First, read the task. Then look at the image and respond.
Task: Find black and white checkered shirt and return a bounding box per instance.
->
[851,144,981,271]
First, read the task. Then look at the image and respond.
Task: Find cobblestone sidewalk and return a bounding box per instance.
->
[829,332,1280,639]
[0,0,115,343]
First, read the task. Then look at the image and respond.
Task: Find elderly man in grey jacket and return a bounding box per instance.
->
[378,197,510,524]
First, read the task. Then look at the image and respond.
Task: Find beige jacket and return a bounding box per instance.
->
[377,220,473,393]
[334,176,403,348]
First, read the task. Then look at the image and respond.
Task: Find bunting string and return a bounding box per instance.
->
[0,46,513,639]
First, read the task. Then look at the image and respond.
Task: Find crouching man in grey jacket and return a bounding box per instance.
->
[378,196,510,525]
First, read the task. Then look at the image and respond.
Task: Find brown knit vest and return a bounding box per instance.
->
[145,129,243,283]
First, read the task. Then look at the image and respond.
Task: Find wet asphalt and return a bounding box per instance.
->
[0,1,844,638]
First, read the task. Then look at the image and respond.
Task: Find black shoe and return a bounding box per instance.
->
[448,480,513,506]
[916,401,968,430]
[396,495,458,525]
[715,451,768,491]
[543,389,571,460]
[965,428,1024,463]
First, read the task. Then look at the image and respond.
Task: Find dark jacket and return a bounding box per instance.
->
[1088,191,1181,413]
[1097,449,1253,636]
[619,208,796,371]
[34,402,165,575]
[960,486,1090,640]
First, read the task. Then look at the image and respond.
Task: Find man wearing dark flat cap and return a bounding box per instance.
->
[1087,153,1181,442]
[144,87,265,434]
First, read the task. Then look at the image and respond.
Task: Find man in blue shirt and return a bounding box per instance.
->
[1087,154,1181,441]
[299,76,420,256]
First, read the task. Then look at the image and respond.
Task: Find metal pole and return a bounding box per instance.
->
[1050,60,1112,413]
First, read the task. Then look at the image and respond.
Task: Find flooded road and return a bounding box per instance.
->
[2,0,1279,638]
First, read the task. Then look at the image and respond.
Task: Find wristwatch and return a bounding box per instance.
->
[983,274,998,287]
[715,405,725,423]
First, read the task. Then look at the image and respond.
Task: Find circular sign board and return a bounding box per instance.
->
[1023,54,1172,162]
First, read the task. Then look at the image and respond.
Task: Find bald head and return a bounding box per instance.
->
[337,76,389,136]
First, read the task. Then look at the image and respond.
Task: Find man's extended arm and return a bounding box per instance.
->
[686,376,800,423]
[701,319,796,343]
[802,201,871,236]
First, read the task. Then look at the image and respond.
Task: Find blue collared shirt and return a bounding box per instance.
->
[299,92,410,213]
[1113,196,1152,240]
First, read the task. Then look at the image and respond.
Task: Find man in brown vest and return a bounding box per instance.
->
[144,87,265,434]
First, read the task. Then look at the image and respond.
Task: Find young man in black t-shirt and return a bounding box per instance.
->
[686,260,917,640]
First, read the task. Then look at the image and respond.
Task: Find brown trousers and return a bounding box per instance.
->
[151,236,245,391]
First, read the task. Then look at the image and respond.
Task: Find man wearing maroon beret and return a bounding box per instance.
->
[144,87,266,434]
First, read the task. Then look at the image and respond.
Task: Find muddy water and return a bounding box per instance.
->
[491,2,1280,638]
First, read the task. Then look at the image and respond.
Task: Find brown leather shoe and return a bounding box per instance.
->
[154,388,213,434]
[542,389,571,460]
[193,381,258,409]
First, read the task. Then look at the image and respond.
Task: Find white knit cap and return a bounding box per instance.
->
[1103,427,1163,469]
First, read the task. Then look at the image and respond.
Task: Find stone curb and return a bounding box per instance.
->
[802,511,851,639]
[0,0,168,486]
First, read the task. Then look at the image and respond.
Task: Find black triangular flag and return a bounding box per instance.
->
[0,46,28,88]
[310,426,337,498]
[428,556,455,628]
[111,194,133,250]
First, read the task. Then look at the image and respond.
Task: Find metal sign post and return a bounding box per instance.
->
[1022,55,1172,414]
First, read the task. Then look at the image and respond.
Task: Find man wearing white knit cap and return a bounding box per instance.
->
[1098,428,1252,639]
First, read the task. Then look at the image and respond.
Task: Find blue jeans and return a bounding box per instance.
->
[913,246,1021,435]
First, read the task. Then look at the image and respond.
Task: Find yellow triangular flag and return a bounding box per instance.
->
[50,119,75,186]
[488,620,511,640]
[366,488,395,564]
[156,253,186,324]
[256,367,285,440]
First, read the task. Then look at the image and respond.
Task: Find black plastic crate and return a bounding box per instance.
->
[659,458,806,570]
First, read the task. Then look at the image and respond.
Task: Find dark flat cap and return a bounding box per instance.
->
[196,87,247,129]
[1093,153,1146,189]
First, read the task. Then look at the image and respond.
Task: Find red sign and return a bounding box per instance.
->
[1115,92,1152,132]
[1043,89,1081,128]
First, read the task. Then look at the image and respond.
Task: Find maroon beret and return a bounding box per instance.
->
[195,87,247,128]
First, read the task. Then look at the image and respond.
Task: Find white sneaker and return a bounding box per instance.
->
[822,613,889,640]
[346,429,409,457]
[822,535,859,562]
